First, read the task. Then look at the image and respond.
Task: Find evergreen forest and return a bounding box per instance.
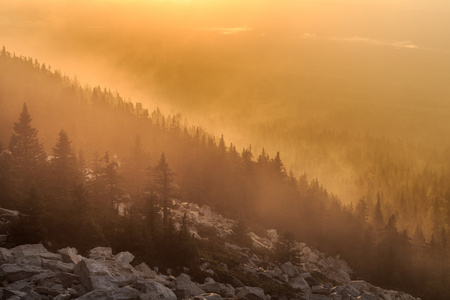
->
[1,48,450,300]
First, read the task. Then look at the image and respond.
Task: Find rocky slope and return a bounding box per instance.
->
[0,201,421,300]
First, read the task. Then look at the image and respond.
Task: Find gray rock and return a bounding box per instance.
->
[357,293,378,300]
[133,279,177,300]
[330,292,342,300]
[236,286,266,300]
[86,247,113,260]
[311,285,326,294]
[5,270,56,293]
[57,247,81,264]
[309,295,332,300]
[281,262,299,278]
[3,289,28,299]
[289,277,311,294]
[35,280,66,296]
[15,255,43,267]
[135,262,157,279]
[114,251,134,265]
[272,266,284,278]
[200,282,234,298]
[54,293,72,300]
[204,277,215,284]
[175,273,204,299]
[74,258,139,291]
[300,272,311,279]
[55,272,80,288]
[75,287,141,300]
[0,263,42,282]
[10,244,48,258]
[193,293,223,300]
[0,247,14,264]
[41,259,75,273]
[350,280,375,293]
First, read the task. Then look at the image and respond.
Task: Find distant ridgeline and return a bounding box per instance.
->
[0,47,449,300]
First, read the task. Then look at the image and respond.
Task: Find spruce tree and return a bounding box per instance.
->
[151,152,175,227]
[51,129,80,196]
[8,103,46,189]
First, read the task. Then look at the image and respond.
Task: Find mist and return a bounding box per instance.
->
[2,0,450,202]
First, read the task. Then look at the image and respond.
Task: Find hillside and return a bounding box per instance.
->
[0,48,448,299]
[0,200,419,300]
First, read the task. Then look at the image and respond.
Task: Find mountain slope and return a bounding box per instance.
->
[0,48,447,299]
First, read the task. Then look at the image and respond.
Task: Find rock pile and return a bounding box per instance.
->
[0,202,421,300]
[0,242,421,300]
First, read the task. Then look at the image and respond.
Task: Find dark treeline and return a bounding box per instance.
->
[0,48,449,299]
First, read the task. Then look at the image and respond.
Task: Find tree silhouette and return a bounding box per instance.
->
[8,103,46,190]
[51,129,80,196]
[151,152,175,227]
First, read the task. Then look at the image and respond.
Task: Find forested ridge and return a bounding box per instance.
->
[0,48,449,299]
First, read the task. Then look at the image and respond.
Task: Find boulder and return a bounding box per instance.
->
[280,262,298,277]
[87,247,113,260]
[175,273,204,299]
[9,244,48,258]
[350,280,375,293]
[132,278,177,300]
[5,269,56,291]
[309,295,332,300]
[35,280,66,297]
[54,272,81,288]
[0,263,42,282]
[75,287,141,300]
[330,292,343,300]
[357,293,378,300]
[0,248,14,264]
[135,262,156,279]
[289,276,311,294]
[41,259,75,273]
[3,289,28,299]
[10,244,62,261]
[15,255,43,267]
[200,281,234,297]
[193,293,223,300]
[74,258,139,291]
[235,286,266,300]
[57,247,81,265]
[114,251,135,265]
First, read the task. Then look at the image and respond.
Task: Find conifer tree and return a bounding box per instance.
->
[151,152,175,227]
[8,103,46,189]
[275,231,300,263]
[51,129,80,196]
[373,194,384,229]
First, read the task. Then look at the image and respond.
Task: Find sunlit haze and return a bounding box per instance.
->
[2,0,450,201]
